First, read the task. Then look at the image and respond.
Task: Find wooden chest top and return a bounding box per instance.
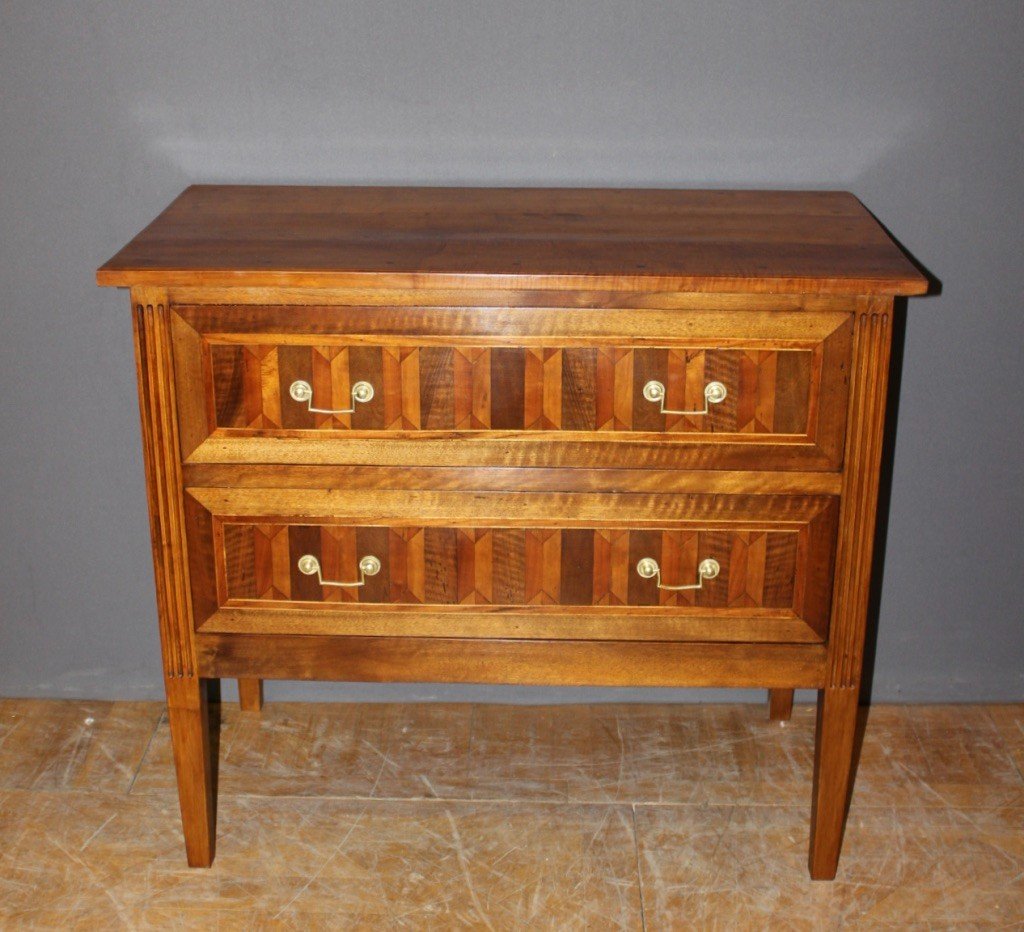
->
[97,185,927,295]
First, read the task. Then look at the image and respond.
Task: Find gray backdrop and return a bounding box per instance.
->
[2,1,1021,704]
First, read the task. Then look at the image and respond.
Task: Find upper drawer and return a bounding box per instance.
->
[171,305,853,470]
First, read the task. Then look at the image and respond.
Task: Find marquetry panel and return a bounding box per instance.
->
[220,522,801,609]
[206,342,815,435]
[183,488,839,642]
[170,305,853,470]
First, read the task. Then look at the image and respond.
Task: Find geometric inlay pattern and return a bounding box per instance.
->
[223,524,800,609]
[209,344,813,435]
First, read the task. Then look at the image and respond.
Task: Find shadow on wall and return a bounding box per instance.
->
[855,200,940,705]
[130,99,926,188]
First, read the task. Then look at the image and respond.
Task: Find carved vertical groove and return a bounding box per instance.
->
[827,303,893,689]
[132,292,195,679]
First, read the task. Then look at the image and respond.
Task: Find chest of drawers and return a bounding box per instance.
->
[98,185,926,879]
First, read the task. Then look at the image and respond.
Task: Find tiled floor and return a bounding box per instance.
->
[0,699,1021,929]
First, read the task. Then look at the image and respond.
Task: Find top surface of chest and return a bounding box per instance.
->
[97,186,927,296]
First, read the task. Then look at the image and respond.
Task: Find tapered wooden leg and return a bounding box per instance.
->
[768,688,794,722]
[805,304,894,879]
[133,294,218,867]
[166,677,216,868]
[808,686,859,880]
[238,678,264,712]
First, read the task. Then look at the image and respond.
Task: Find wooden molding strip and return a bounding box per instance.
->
[196,633,828,688]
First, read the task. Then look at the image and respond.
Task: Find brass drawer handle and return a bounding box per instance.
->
[636,557,720,591]
[289,379,375,415]
[642,380,727,417]
[297,554,381,588]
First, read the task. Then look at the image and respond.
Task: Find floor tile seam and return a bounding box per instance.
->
[10,783,1024,813]
[630,800,1024,814]
[630,804,648,932]
[125,710,165,796]
[115,788,1024,809]
[184,792,639,808]
[128,790,757,807]
[0,784,175,800]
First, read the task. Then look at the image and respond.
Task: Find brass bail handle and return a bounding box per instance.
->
[297,554,381,588]
[642,380,727,417]
[635,557,720,591]
[289,379,375,415]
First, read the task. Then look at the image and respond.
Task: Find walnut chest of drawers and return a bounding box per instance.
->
[97,185,927,878]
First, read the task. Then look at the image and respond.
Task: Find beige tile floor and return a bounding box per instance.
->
[0,698,1021,929]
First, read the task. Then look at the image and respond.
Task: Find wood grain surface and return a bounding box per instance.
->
[130,288,215,867]
[171,303,853,470]
[221,524,802,610]
[196,634,828,688]
[182,489,837,643]
[97,186,928,295]
[810,299,897,879]
[208,343,814,434]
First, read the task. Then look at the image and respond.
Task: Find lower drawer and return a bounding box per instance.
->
[183,489,837,643]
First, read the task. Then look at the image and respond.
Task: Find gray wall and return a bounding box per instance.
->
[1,1,1021,704]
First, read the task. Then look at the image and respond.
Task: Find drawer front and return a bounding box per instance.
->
[184,488,838,643]
[171,305,853,470]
